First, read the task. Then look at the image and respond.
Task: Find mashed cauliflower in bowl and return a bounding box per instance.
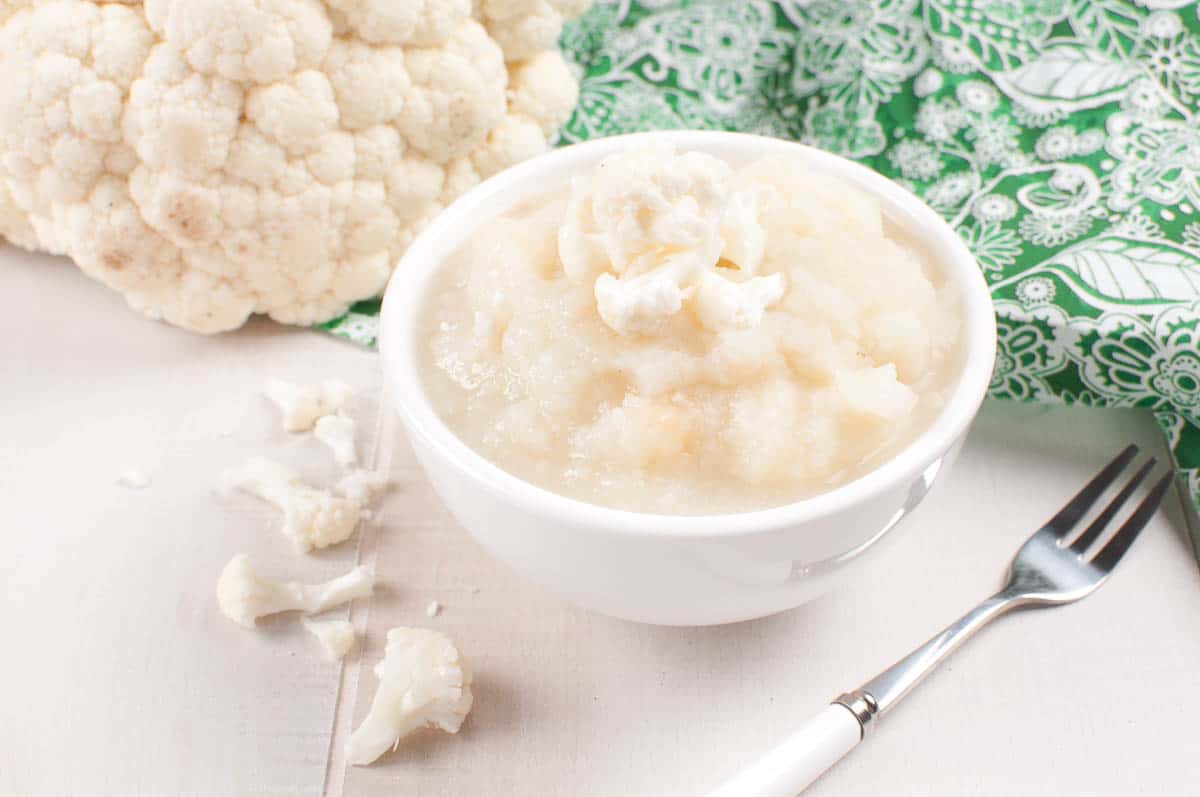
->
[381,131,995,625]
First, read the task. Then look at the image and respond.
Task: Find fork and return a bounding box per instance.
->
[709,444,1174,797]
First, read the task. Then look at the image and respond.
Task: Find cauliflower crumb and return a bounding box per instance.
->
[223,456,365,552]
[426,600,442,618]
[264,379,353,432]
[116,468,151,489]
[216,554,373,629]
[303,617,358,660]
[314,414,358,468]
[346,627,473,766]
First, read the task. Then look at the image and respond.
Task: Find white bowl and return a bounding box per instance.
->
[380,131,996,626]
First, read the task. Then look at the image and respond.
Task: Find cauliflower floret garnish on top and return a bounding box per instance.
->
[0,0,588,333]
[559,143,787,337]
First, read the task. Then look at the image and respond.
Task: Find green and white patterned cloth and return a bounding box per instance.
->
[321,0,1200,510]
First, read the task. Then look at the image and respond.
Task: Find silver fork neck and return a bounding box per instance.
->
[837,593,1016,734]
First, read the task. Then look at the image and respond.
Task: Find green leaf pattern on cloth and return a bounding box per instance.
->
[321,0,1200,511]
[317,297,380,347]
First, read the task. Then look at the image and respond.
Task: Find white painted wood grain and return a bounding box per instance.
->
[2,248,1197,797]
[0,252,380,797]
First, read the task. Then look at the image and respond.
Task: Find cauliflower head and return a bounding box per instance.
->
[0,0,586,332]
[346,626,473,766]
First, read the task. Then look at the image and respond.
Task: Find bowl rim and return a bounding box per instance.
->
[380,130,996,538]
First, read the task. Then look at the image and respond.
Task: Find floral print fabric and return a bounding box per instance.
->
[322,0,1200,511]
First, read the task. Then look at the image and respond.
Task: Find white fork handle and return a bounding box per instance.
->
[709,596,1014,797]
[707,704,861,797]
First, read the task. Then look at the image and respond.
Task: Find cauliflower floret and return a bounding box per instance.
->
[396,19,506,163]
[479,0,562,63]
[561,144,783,336]
[0,2,155,255]
[692,271,787,332]
[216,553,373,628]
[0,0,588,333]
[468,50,577,179]
[593,270,684,336]
[580,143,732,277]
[321,39,409,131]
[222,456,364,552]
[469,114,547,179]
[314,413,357,468]
[506,51,578,137]
[263,378,352,432]
[325,0,469,46]
[346,627,474,766]
[144,0,333,85]
[302,616,358,660]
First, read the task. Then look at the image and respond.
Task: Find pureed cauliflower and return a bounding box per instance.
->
[421,144,962,514]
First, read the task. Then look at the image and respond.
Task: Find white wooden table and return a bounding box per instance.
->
[3,248,1198,797]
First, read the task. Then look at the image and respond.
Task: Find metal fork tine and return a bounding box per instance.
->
[1091,472,1174,572]
[1043,444,1138,536]
[1067,458,1156,554]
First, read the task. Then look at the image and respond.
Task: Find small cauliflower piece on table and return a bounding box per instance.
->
[347,627,474,766]
[314,413,358,468]
[303,617,358,660]
[223,456,365,552]
[216,554,372,629]
[264,379,353,433]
